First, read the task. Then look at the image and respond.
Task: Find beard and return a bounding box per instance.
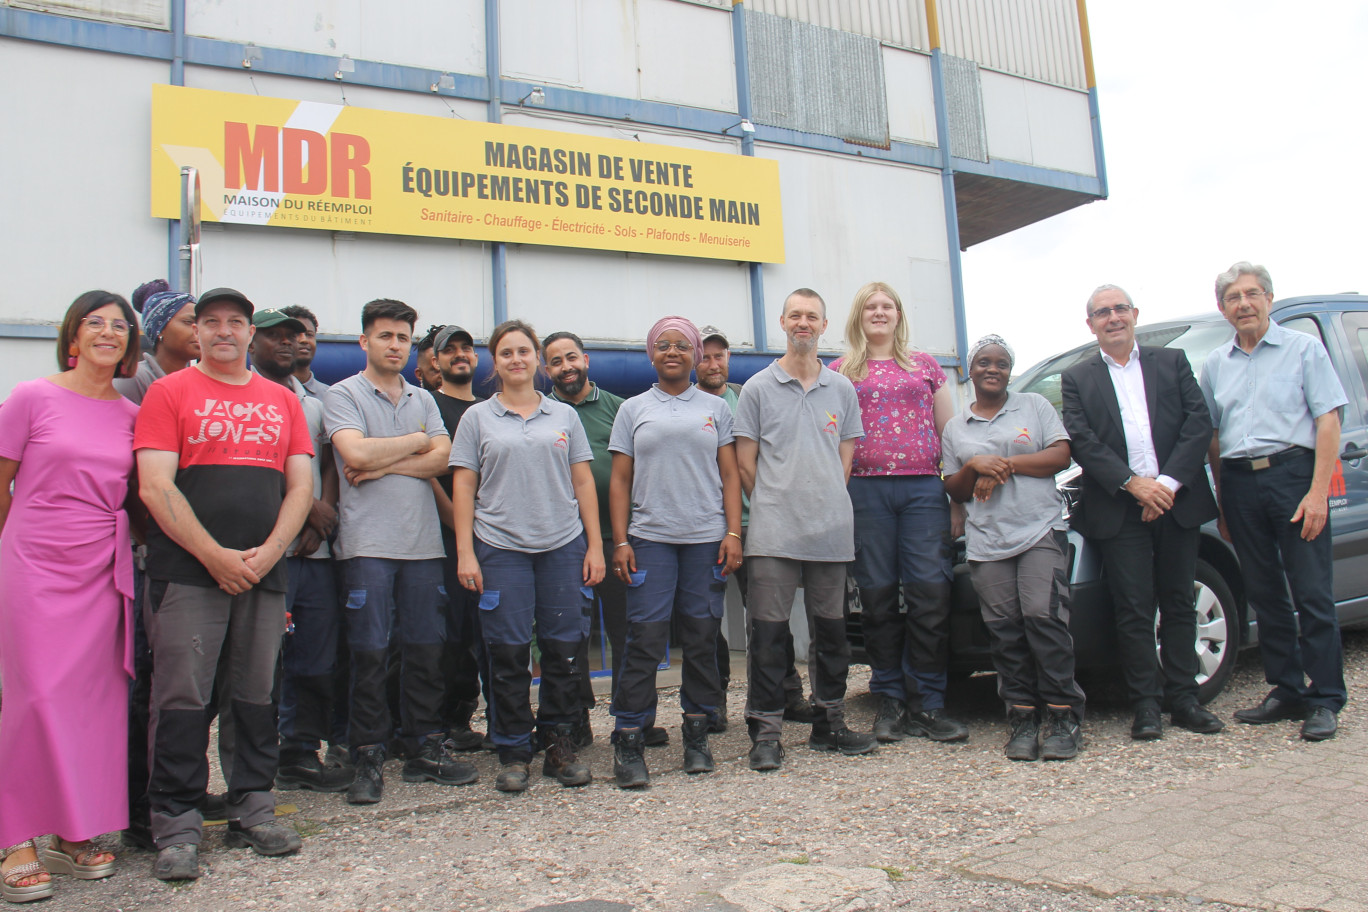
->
[441,363,474,386]
[787,333,817,354]
[698,370,727,391]
[257,355,295,381]
[553,371,587,398]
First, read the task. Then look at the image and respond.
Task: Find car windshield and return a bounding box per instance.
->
[1013,320,1235,413]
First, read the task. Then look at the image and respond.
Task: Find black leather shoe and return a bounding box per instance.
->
[276,750,356,792]
[1171,704,1225,734]
[1004,708,1040,761]
[1300,706,1338,741]
[1234,692,1308,725]
[402,736,479,786]
[782,695,817,724]
[747,739,784,771]
[643,725,669,747]
[808,722,877,755]
[1131,707,1163,741]
[905,708,969,743]
[346,745,385,804]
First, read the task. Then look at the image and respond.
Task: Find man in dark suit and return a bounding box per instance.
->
[1061,285,1224,740]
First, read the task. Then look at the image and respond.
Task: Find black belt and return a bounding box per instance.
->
[1221,445,1314,473]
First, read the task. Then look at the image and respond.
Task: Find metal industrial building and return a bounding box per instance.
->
[0,0,1106,396]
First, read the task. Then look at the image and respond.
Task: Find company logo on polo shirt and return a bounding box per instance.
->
[702,415,717,434]
[823,411,839,434]
[553,430,570,450]
[1014,426,1032,444]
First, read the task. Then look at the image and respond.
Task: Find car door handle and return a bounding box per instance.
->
[1342,446,1368,460]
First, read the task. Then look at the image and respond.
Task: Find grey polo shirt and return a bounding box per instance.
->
[1200,320,1347,459]
[733,361,863,561]
[450,393,594,553]
[323,373,447,561]
[609,384,735,544]
[300,372,331,400]
[941,392,1068,561]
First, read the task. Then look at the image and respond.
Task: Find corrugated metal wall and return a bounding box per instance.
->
[939,0,1086,90]
[746,0,927,51]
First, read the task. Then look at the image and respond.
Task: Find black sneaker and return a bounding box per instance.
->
[1040,707,1081,761]
[782,695,817,724]
[872,696,909,743]
[643,725,669,747]
[808,722,877,755]
[569,708,594,749]
[748,739,784,771]
[276,750,355,792]
[495,761,530,792]
[402,736,480,786]
[681,714,715,774]
[542,724,593,787]
[1004,708,1040,761]
[613,729,649,788]
[224,820,302,856]
[153,843,200,881]
[346,745,385,805]
[905,708,969,742]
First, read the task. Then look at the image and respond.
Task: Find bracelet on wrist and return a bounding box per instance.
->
[614,542,630,549]
[726,531,742,541]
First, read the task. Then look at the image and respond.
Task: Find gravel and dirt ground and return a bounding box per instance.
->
[28,630,1367,911]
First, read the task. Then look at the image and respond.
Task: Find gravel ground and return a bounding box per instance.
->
[33,629,1366,911]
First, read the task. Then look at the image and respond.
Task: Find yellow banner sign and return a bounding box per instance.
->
[150,85,784,263]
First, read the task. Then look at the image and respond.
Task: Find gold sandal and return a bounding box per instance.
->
[40,839,115,881]
[1,841,54,904]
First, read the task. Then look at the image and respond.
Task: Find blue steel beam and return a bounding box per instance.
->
[166,0,185,285]
[731,1,768,353]
[484,0,507,326]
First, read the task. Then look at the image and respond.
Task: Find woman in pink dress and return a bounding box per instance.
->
[0,291,141,902]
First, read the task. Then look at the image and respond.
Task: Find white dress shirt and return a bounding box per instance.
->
[1101,343,1181,494]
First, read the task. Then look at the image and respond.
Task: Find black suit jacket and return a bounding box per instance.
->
[1060,345,1218,539]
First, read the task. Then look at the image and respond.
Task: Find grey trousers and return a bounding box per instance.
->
[744,558,849,739]
[145,580,285,847]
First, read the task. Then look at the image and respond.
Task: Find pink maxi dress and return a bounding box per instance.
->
[0,377,138,845]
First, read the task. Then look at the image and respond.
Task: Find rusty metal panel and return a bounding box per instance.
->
[941,54,986,162]
[939,0,1084,90]
[9,0,169,28]
[748,0,926,51]
[746,9,890,147]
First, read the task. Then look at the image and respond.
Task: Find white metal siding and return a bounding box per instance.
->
[755,145,954,355]
[939,0,1085,91]
[980,69,1094,175]
[746,0,927,52]
[9,0,168,29]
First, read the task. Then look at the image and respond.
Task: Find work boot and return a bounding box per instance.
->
[224,820,303,857]
[1004,707,1040,761]
[643,725,669,747]
[905,708,969,742]
[324,742,353,770]
[747,739,784,771]
[447,699,486,751]
[275,749,355,792]
[403,735,480,786]
[153,843,200,881]
[1040,707,1081,761]
[495,761,530,792]
[808,721,877,755]
[346,745,385,805]
[569,708,595,749]
[782,694,817,724]
[542,724,593,787]
[681,714,715,774]
[872,696,909,742]
[613,729,649,789]
[709,704,729,734]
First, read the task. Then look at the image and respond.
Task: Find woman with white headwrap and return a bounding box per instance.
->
[940,334,1086,762]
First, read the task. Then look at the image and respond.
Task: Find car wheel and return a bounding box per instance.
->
[1188,558,1242,704]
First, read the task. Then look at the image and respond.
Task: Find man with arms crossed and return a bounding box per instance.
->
[734,289,876,771]
[1201,262,1347,741]
[1061,285,1224,741]
[324,299,476,804]
[136,288,313,880]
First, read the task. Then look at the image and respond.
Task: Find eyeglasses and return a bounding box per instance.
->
[652,340,694,353]
[81,316,132,335]
[1222,289,1268,306]
[1088,303,1133,320]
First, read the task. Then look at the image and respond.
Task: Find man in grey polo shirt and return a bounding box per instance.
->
[734,288,877,771]
[1201,262,1348,741]
[323,298,477,804]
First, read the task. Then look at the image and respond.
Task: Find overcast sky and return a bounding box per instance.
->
[960,0,1368,372]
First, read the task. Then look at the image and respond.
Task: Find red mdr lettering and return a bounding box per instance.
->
[224,122,371,199]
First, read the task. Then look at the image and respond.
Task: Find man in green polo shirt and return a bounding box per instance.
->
[544,332,667,745]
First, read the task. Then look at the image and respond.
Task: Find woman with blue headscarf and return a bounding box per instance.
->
[113,281,199,405]
[606,316,742,788]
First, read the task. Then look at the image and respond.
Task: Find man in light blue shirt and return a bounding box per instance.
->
[1200,262,1348,741]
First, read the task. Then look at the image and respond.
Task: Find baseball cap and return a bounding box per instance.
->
[196,287,255,319]
[253,309,306,333]
[434,325,475,351]
[698,324,729,347]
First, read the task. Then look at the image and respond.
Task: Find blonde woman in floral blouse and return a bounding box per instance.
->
[833,281,969,745]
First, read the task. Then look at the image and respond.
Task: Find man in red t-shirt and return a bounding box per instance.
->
[134,288,314,881]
